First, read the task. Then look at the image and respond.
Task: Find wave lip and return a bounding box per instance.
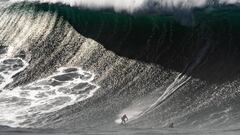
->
[10,0,240,13]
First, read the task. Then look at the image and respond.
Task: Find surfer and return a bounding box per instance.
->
[121,114,128,125]
[169,123,174,128]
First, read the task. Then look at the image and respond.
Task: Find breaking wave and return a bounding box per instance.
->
[0,0,240,131]
[10,0,240,13]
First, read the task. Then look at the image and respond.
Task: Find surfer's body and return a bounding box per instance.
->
[121,114,128,125]
[169,123,174,128]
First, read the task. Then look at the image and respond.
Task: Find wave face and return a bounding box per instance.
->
[0,0,240,131]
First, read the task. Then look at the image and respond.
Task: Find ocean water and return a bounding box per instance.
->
[0,0,240,134]
[1,126,240,135]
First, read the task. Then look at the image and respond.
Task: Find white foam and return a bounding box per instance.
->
[0,58,99,127]
[10,0,240,13]
[0,58,29,89]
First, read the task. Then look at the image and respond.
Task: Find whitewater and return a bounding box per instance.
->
[1,0,240,134]
[9,0,240,12]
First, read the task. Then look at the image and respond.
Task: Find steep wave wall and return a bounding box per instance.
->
[0,0,240,130]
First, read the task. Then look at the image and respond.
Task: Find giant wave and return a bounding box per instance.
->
[0,0,240,134]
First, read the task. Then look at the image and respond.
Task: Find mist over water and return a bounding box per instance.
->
[10,0,240,13]
[0,0,240,134]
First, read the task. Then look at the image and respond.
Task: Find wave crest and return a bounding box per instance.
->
[10,0,240,13]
